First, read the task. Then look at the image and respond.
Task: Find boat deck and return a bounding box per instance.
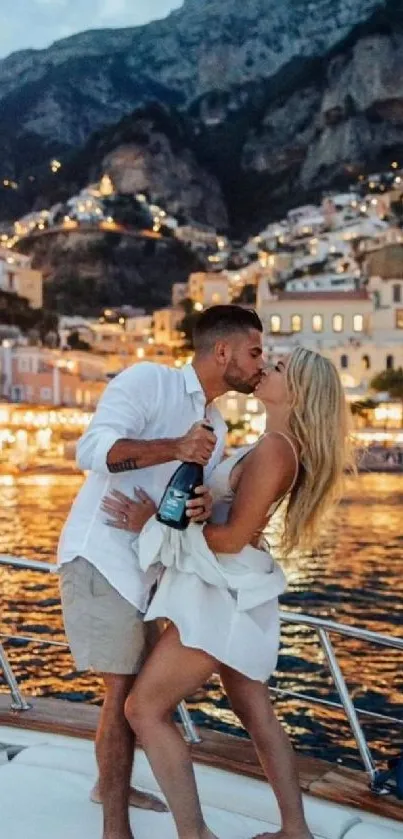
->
[0,694,401,824]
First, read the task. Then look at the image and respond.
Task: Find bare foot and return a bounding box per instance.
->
[91,783,168,812]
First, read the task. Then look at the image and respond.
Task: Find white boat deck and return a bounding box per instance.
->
[0,726,401,839]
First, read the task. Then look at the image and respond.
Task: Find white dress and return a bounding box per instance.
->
[138,436,298,682]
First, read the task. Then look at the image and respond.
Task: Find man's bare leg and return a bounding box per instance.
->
[220,666,313,839]
[92,619,167,818]
[94,673,165,839]
[125,624,218,839]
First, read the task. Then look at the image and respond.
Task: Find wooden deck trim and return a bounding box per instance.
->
[0,695,402,823]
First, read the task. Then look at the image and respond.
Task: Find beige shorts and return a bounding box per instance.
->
[59,556,146,675]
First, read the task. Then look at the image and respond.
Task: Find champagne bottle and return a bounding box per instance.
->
[156,424,213,530]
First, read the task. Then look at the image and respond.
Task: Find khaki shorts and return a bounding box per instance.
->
[59,557,146,675]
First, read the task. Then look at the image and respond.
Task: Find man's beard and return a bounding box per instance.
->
[224,365,258,394]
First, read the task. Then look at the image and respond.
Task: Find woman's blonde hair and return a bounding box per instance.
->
[281,346,353,556]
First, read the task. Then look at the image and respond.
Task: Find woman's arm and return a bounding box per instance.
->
[101,485,214,531]
[203,435,296,554]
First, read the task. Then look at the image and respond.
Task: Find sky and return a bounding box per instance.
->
[0,0,182,59]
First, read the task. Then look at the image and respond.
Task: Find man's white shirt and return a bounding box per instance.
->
[57,362,227,612]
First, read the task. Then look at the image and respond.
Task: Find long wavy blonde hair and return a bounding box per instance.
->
[281,346,353,556]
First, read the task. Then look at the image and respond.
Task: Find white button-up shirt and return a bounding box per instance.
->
[57,362,227,611]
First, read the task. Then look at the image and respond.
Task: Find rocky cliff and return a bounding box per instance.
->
[2,0,403,314]
[1,0,402,233]
[17,227,203,316]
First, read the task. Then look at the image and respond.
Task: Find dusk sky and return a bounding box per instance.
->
[0,0,182,58]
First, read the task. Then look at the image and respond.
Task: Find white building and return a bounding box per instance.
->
[256,263,403,396]
[188,273,230,307]
[257,284,372,346]
[286,273,357,293]
[0,248,43,309]
[171,283,188,308]
[153,308,183,347]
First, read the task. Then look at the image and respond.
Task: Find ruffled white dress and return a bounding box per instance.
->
[138,437,298,682]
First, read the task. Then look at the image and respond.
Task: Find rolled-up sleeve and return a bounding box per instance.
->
[76,363,160,474]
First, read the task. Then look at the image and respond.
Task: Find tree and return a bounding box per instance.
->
[231,284,256,305]
[371,367,403,426]
[67,330,91,351]
[350,398,377,421]
[0,289,58,343]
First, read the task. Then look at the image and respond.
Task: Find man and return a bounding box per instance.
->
[58,304,264,839]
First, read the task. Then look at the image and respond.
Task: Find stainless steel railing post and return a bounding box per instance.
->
[0,641,31,711]
[177,701,202,744]
[318,628,377,781]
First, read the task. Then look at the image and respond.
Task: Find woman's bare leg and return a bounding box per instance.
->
[220,665,313,839]
[125,624,218,839]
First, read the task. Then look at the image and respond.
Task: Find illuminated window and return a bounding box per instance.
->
[353,314,363,332]
[396,309,403,329]
[246,398,259,412]
[393,284,401,303]
[332,314,343,333]
[340,354,348,369]
[312,314,323,333]
[270,315,281,333]
[291,314,302,332]
[227,398,238,411]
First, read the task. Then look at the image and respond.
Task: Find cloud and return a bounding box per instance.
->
[98,0,130,22]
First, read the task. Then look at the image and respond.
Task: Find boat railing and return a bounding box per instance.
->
[0,554,402,793]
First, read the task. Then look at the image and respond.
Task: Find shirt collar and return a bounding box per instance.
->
[182,363,204,396]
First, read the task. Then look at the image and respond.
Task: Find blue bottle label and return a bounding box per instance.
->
[159,487,188,522]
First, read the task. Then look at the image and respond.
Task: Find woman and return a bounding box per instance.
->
[102,347,351,839]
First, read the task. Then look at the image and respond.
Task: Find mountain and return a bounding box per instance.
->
[189,0,403,230]
[0,0,388,176]
[2,0,403,315]
[26,103,228,231]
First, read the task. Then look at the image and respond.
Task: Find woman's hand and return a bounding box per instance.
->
[101,483,214,533]
[101,487,157,533]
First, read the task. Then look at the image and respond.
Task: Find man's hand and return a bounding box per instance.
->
[186,485,213,523]
[175,422,217,466]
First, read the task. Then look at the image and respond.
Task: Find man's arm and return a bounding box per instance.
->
[106,429,215,472]
[76,363,216,474]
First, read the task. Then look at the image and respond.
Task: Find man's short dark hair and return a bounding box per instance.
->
[193,304,262,353]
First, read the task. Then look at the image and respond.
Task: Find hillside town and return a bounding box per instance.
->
[1,162,403,468]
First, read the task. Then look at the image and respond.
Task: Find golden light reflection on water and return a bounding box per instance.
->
[0,472,402,767]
